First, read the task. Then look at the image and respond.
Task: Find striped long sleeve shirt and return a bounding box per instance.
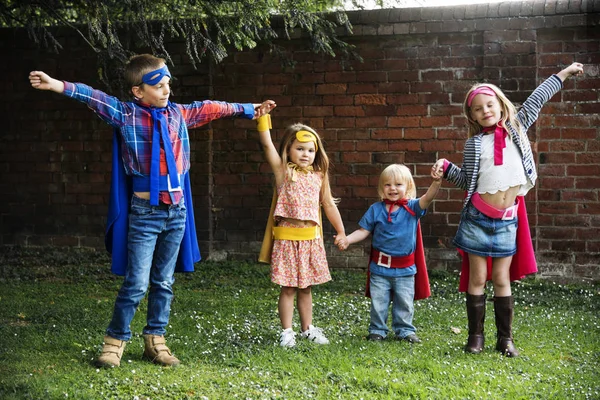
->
[444,74,563,209]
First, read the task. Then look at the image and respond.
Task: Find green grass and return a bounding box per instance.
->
[0,248,598,399]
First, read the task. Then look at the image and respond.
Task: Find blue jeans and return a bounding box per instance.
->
[369,273,416,339]
[106,195,186,341]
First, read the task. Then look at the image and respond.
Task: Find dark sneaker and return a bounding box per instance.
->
[366,333,385,341]
[398,334,421,343]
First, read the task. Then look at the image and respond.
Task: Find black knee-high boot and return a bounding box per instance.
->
[465,293,486,354]
[494,295,519,357]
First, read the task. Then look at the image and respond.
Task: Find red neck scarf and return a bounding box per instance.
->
[384,199,415,222]
[482,123,508,166]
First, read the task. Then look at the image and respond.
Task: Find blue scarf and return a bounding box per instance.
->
[143,103,181,205]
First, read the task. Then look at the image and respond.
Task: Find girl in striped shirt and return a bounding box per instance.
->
[433,62,584,357]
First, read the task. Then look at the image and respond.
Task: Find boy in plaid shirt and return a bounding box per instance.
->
[30,54,274,367]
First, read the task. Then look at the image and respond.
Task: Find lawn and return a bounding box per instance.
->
[0,247,598,399]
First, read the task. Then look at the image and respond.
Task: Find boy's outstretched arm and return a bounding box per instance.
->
[418,165,443,210]
[555,62,584,82]
[29,71,64,93]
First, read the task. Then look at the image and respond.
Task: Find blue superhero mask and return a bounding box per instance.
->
[141,65,171,86]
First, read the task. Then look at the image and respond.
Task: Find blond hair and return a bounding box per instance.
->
[279,123,338,205]
[124,54,166,88]
[463,83,525,141]
[378,164,416,200]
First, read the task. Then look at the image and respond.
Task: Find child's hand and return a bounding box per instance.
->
[565,62,584,77]
[557,62,584,81]
[29,71,52,90]
[334,234,348,251]
[432,159,445,181]
[29,71,63,93]
[253,100,276,119]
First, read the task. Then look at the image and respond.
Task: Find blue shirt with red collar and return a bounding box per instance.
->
[358,199,426,277]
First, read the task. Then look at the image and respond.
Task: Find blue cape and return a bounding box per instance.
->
[104,132,201,275]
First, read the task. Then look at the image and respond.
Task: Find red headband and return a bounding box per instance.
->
[467,86,497,107]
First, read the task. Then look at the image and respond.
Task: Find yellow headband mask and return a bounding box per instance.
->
[296,130,318,152]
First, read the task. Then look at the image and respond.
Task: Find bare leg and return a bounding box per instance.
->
[491,256,512,297]
[467,253,489,295]
[297,287,313,331]
[278,286,297,329]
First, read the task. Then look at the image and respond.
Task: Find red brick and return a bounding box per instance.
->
[354,94,387,105]
[303,106,334,117]
[324,71,356,83]
[371,129,404,140]
[334,106,366,117]
[575,177,600,190]
[356,117,387,128]
[388,116,420,127]
[389,140,422,152]
[323,95,354,106]
[387,94,419,104]
[423,140,455,152]
[404,128,435,139]
[315,84,347,95]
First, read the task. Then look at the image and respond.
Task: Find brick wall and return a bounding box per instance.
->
[1,0,598,282]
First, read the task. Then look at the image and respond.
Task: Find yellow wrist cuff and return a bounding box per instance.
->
[257,114,272,131]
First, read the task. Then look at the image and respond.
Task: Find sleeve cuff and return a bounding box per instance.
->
[550,74,564,88]
[241,103,255,119]
[62,81,74,96]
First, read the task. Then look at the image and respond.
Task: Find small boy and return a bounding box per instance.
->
[29,54,274,367]
[336,164,441,343]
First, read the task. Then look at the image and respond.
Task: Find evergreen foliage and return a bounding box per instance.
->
[2,0,390,87]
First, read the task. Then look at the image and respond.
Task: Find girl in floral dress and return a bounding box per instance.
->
[256,114,346,347]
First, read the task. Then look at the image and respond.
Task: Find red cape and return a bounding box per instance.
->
[458,196,538,292]
[366,222,431,300]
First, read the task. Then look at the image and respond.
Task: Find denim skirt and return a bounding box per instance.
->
[452,202,518,258]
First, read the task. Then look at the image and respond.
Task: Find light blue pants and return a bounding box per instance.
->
[369,273,416,339]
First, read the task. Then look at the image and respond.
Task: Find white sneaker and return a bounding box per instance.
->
[279,328,296,347]
[300,325,329,344]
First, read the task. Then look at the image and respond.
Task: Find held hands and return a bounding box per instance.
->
[432,159,445,181]
[556,62,584,82]
[253,100,276,119]
[334,233,349,251]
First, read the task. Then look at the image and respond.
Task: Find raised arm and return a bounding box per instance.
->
[419,164,443,210]
[256,111,285,186]
[516,62,584,131]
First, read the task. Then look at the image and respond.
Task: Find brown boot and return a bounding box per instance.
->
[464,293,486,354]
[494,295,519,357]
[143,334,180,366]
[96,336,126,367]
